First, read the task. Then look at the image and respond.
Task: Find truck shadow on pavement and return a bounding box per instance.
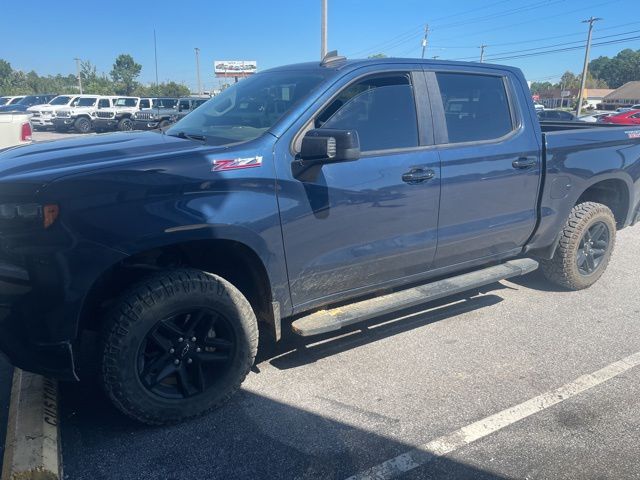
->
[61,379,511,480]
[59,284,517,479]
[262,289,507,371]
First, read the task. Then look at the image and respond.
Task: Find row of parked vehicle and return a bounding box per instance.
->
[534,106,640,125]
[0,94,210,133]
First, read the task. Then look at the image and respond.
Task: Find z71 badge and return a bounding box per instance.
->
[625,130,640,139]
[212,156,263,171]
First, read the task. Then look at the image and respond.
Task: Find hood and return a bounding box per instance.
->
[0,131,210,184]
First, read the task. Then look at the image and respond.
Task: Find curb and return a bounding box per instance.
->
[1,370,61,480]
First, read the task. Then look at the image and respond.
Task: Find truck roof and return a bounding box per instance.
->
[266,57,523,77]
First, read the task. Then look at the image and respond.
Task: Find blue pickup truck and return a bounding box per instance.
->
[0,56,639,424]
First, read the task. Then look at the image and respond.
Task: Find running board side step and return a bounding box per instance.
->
[291,258,539,337]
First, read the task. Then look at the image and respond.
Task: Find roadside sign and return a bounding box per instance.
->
[214,61,257,78]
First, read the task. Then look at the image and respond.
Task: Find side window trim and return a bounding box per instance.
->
[427,69,522,147]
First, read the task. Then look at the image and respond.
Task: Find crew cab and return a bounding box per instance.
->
[131,97,178,130]
[53,95,116,133]
[93,97,152,132]
[28,95,81,129]
[0,58,638,425]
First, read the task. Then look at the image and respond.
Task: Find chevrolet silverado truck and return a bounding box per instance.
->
[94,97,153,132]
[28,95,80,130]
[0,57,638,425]
[53,95,116,133]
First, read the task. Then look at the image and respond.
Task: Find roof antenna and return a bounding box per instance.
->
[321,50,346,66]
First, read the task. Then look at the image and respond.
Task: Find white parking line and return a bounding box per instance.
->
[347,350,640,480]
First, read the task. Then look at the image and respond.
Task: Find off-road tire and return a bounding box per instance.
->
[74,116,92,133]
[541,201,616,290]
[118,117,133,131]
[101,269,258,425]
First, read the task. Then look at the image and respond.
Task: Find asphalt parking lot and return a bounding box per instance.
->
[54,226,640,480]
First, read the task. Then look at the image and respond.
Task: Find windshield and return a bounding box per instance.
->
[50,96,73,105]
[0,98,9,106]
[77,97,98,107]
[152,98,177,108]
[115,97,138,107]
[167,70,331,146]
[8,97,24,105]
[14,96,36,105]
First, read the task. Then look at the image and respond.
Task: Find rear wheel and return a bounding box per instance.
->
[101,269,258,425]
[541,202,616,290]
[74,117,92,133]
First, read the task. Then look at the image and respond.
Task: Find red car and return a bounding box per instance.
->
[600,109,640,125]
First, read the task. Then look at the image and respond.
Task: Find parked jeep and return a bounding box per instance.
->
[53,96,116,133]
[93,97,153,132]
[132,97,207,130]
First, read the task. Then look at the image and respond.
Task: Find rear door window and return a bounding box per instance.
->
[434,72,514,143]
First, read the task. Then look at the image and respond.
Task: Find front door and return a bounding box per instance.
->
[275,69,441,311]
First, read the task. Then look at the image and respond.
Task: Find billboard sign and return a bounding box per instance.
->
[214,60,257,77]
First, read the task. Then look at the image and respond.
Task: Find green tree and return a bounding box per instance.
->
[589,49,640,88]
[110,54,142,95]
[368,53,387,59]
[529,81,553,94]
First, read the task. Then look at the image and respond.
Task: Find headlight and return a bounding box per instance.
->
[0,203,59,229]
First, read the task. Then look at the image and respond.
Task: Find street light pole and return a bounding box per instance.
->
[575,16,602,117]
[194,47,202,95]
[479,44,487,63]
[321,0,328,59]
[74,57,83,94]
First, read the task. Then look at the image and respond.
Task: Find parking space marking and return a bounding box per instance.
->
[347,350,640,480]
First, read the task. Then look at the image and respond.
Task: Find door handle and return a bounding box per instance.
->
[402,168,435,184]
[512,157,538,169]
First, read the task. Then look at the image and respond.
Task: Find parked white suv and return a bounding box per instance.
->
[93,97,152,132]
[27,95,80,129]
[53,95,116,133]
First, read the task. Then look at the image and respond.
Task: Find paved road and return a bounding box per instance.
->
[59,226,640,479]
[0,358,12,472]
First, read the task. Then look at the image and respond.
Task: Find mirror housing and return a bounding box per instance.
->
[299,129,360,165]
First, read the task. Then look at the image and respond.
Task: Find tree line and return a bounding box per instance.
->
[529,48,640,94]
[0,54,192,98]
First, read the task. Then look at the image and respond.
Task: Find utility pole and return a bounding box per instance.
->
[154,30,159,95]
[74,57,83,94]
[421,24,429,59]
[479,44,487,63]
[575,16,602,116]
[194,47,202,95]
[321,0,328,59]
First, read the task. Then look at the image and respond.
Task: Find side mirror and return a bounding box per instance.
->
[298,129,360,165]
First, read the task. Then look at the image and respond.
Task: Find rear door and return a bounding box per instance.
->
[427,68,541,267]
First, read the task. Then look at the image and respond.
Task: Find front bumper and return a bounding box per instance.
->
[93,118,118,130]
[133,119,160,130]
[0,261,77,379]
[53,117,75,128]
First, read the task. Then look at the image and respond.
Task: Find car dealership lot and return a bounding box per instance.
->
[55,226,640,480]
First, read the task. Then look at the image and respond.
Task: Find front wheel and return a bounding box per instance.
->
[541,201,616,290]
[74,117,92,133]
[101,269,258,425]
[118,118,133,131]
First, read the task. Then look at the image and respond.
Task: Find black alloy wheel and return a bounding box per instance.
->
[138,308,237,400]
[576,221,610,275]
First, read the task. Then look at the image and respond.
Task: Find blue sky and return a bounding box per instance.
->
[2,0,638,91]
